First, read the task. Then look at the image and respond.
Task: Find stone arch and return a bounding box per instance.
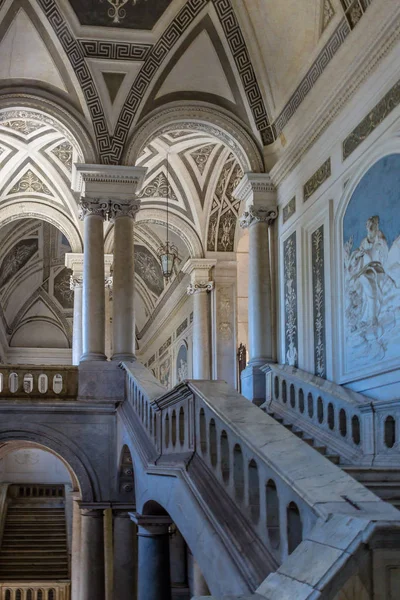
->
[0,424,99,502]
[123,101,264,173]
[0,90,97,163]
[0,204,83,253]
[104,208,203,258]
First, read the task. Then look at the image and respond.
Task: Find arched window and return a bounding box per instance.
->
[339,409,347,437]
[233,444,244,504]
[308,393,314,418]
[317,397,324,424]
[290,384,295,408]
[209,419,217,467]
[199,408,207,454]
[352,415,360,445]
[248,460,260,523]
[287,502,302,555]
[171,410,177,447]
[274,376,279,399]
[179,407,185,446]
[328,403,335,430]
[385,416,396,449]
[282,380,287,403]
[266,479,280,549]
[165,413,170,448]
[220,431,230,483]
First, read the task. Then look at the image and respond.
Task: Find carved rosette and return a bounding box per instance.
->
[239,205,278,229]
[109,199,141,221]
[70,275,83,290]
[78,199,109,220]
[187,281,215,295]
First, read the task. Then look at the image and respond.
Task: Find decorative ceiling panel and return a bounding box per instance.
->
[68,0,173,29]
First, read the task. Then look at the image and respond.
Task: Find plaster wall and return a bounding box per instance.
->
[274,35,400,401]
[0,447,71,484]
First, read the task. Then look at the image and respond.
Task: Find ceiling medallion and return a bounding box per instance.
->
[101,0,148,24]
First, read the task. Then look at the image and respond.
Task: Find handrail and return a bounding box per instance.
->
[263,363,400,466]
[121,362,400,598]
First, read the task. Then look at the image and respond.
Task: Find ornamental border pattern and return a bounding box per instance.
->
[282,197,296,224]
[78,39,152,61]
[311,225,326,379]
[284,231,298,368]
[342,79,400,159]
[304,158,331,202]
[274,18,351,135]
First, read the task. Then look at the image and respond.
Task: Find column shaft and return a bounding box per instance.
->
[112,215,135,360]
[248,220,273,363]
[80,509,105,600]
[192,291,211,379]
[71,497,81,599]
[82,213,106,361]
[72,282,83,365]
[137,529,171,600]
[188,552,210,596]
[113,513,137,600]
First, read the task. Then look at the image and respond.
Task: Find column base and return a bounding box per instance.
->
[241,361,270,406]
[80,352,107,362]
[111,353,136,362]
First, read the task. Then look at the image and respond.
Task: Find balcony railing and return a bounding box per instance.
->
[0,367,78,399]
[263,363,400,466]
[0,584,70,600]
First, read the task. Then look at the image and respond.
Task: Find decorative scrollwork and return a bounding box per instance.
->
[69,275,83,291]
[109,199,141,221]
[239,206,278,229]
[78,199,109,220]
[187,281,214,295]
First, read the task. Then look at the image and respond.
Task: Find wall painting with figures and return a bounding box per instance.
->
[343,154,400,376]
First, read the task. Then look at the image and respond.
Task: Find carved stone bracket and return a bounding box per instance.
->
[187,281,214,295]
[240,205,278,229]
[70,275,83,290]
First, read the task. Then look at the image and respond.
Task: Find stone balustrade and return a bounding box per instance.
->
[264,363,400,466]
[121,362,400,599]
[0,367,78,399]
[0,584,70,600]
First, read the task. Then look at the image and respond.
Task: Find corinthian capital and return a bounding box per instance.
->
[109,198,141,221]
[78,199,108,220]
[240,205,278,229]
[187,281,214,295]
[70,275,83,290]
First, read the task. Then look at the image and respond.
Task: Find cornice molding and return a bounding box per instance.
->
[269,3,400,186]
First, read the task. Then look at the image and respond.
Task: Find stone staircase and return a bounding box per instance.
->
[267,409,400,509]
[0,503,69,581]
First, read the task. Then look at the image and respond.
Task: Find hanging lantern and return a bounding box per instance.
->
[157,154,179,280]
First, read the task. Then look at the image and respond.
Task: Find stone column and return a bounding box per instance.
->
[110,199,140,361]
[234,173,278,404]
[104,255,114,361]
[72,164,147,363]
[80,506,106,600]
[65,254,84,365]
[113,511,137,600]
[71,494,82,600]
[170,528,187,592]
[130,513,172,600]
[182,259,216,379]
[79,200,107,361]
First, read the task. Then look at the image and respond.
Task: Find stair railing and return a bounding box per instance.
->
[121,361,400,600]
[264,363,400,466]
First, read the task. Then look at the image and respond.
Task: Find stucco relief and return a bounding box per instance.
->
[284,232,298,367]
[343,155,400,371]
